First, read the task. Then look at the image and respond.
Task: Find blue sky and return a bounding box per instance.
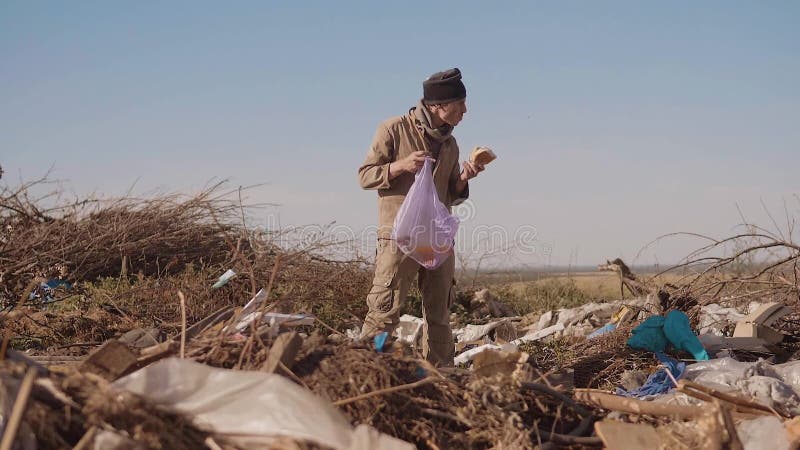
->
[2,1,798,267]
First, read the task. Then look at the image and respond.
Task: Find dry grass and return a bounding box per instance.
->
[481,271,691,316]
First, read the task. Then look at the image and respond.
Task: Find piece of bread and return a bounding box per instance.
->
[469,146,496,166]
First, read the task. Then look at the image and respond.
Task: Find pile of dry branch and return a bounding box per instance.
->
[1,179,372,352]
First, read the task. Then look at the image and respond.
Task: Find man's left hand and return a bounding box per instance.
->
[459,161,485,181]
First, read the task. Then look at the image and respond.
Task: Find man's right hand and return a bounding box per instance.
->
[389,151,430,179]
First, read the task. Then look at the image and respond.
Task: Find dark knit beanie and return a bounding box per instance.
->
[422,68,467,105]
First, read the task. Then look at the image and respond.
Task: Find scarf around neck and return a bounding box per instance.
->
[413,100,453,144]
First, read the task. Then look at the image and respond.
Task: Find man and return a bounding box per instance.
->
[358,68,484,366]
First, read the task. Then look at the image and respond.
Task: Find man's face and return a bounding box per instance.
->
[431,99,467,127]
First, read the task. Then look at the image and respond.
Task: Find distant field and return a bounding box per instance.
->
[457,269,689,317]
[518,272,627,301]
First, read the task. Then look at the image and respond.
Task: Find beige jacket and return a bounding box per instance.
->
[358,109,469,238]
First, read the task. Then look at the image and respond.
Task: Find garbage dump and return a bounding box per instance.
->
[2,181,800,449]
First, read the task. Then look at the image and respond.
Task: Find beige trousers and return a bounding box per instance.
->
[361,238,456,366]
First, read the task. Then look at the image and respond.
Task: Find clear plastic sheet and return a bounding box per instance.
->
[682,358,800,415]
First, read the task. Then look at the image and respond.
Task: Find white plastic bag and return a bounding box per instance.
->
[113,358,413,450]
[391,157,459,269]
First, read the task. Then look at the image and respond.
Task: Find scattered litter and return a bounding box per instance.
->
[512,322,565,344]
[27,279,72,304]
[733,302,790,345]
[211,269,237,289]
[374,331,389,352]
[588,305,636,339]
[588,322,617,339]
[228,288,268,332]
[616,353,685,399]
[394,314,423,346]
[526,296,649,338]
[628,310,709,360]
[454,317,519,343]
[697,303,745,335]
[454,343,502,365]
[345,327,361,340]
[228,288,315,333]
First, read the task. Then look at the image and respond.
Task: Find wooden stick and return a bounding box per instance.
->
[277,361,309,390]
[677,380,784,417]
[263,254,281,306]
[715,400,743,450]
[234,332,254,370]
[0,332,10,361]
[29,355,84,362]
[314,317,345,336]
[136,341,178,367]
[204,436,224,450]
[663,365,679,387]
[0,367,37,450]
[333,377,438,406]
[677,383,767,417]
[574,389,704,418]
[177,290,187,359]
[71,426,97,450]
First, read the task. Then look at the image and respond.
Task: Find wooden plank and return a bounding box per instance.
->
[4,350,49,375]
[135,341,178,368]
[29,355,85,362]
[261,332,302,374]
[595,421,663,450]
[79,340,138,380]
[575,389,705,418]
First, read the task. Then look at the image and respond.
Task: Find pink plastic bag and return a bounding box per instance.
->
[391,158,459,269]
